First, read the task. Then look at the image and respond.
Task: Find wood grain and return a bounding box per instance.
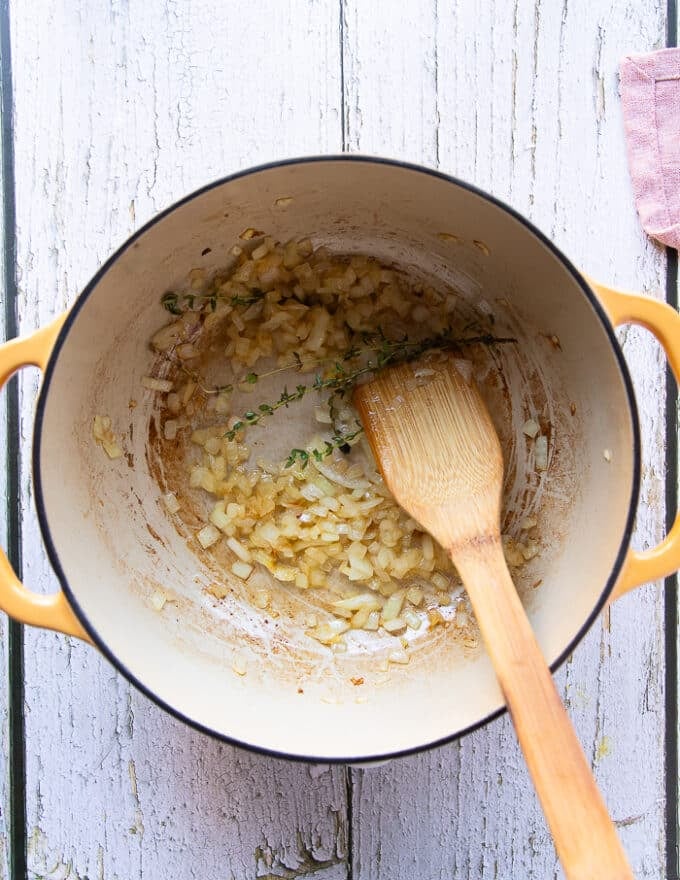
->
[10,2,347,879]
[3,0,673,878]
[343,1,670,878]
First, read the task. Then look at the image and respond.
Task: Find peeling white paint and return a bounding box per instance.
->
[2,0,671,879]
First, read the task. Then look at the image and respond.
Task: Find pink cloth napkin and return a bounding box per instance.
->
[619,48,680,250]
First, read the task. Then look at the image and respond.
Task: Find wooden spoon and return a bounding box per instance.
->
[353,352,633,880]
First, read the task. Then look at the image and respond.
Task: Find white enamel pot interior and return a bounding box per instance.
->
[34,157,639,761]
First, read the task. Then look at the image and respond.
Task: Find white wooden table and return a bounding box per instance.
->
[0,1,677,878]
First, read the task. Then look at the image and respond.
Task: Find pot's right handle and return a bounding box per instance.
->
[589,279,680,601]
[0,316,91,641]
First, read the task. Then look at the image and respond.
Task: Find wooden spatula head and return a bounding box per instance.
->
[353,352,503,554]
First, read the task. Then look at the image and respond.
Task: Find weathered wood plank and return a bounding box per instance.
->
[8,0,674,878]
[10,1,347,878]
[344,1,669,877]
[0,174,9,880]
[0,7,12,874]
[666,13,680,878]
[0,399,10,880]
[0,636,7,880]
[0,644,6,880]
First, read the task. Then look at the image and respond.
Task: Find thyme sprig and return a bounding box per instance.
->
[184,329,515,399]
[285,425,364,469]
[161,288,264,315]
[223,383,311,441]
[221,330,517,465]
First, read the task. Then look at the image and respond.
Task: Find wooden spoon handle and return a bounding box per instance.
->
[453,542,634,880]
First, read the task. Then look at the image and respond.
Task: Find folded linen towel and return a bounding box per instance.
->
[619,48,680,250]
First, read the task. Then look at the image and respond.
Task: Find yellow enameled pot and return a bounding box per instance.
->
[0,157,678,762]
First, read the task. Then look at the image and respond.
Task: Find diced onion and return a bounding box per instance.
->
[102,440,122,459]
[388,648,410,665]
[150,589,167,611]
[430,573,449,591]
[166,393,181,414]
[176,343,197,360]
[151,325,180,352]
[308,619,350,645]
[92,415,123,460]
[210,505,231,531]
[522,419,540,439]
[406,586,424,606]
[522,541,540,561]
[381,589,406,623]
[453,359,473,383]
[404,610,422,630]
[311,455,369,490]
[226,536,251,563]
[503,538,527,567]
[346,556,374,581]
[251,241,270,261]
[215,394,231,415]
[231,654,248,676]
[535,435,549,471]
[142,376,174,393]
[231,560,253,580]
[162,492,180,514]
[333,593,381,612]
[365,611,380,631]
[314,405,333,424]
[197,524,221,549]
[253,589,270,609]
[421,534,434,560]
[182,382,196,405]
[206,582,229,599]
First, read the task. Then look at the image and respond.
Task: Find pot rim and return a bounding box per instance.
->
[31,155,642,763]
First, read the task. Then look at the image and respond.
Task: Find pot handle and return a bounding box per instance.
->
[0,315,91,641]
[589,279,680,601]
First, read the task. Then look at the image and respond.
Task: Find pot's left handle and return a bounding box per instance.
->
[590,279,680,602]
[0,316,91,641]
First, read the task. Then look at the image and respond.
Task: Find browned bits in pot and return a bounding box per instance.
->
[239,227,264,240]
[205,582,229,600]
[427,609,446,629]
[543,333,562,351]
[92,414,123,460]
[437,232,462,244]
[149,238,542,651]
